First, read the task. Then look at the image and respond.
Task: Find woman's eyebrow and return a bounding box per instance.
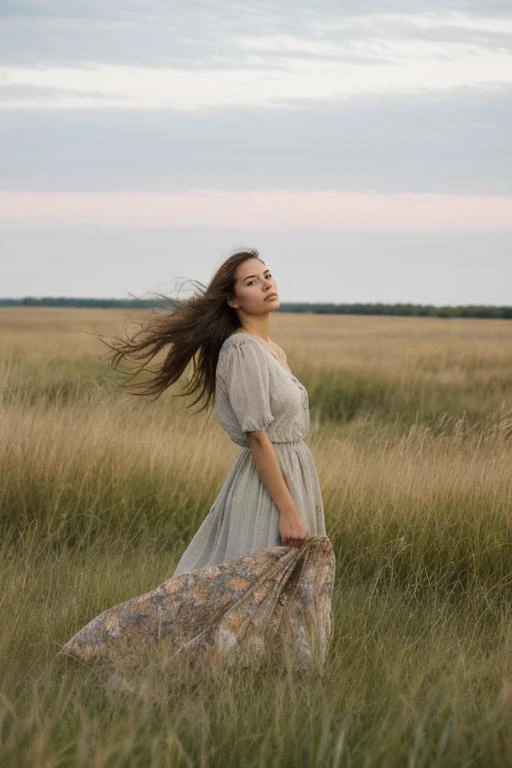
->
[242,269,271,282]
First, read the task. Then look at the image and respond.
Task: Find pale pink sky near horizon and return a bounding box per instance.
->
[2,190,512,233]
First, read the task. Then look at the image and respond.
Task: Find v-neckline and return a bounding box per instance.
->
[228,331,293,376]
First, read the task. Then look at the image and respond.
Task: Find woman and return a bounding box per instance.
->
[62,249,334,679]
[171,250,326,575]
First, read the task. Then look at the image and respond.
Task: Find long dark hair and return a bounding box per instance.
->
[101,248,263,411]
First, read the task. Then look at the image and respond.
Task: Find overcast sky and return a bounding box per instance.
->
[1,0,511,303]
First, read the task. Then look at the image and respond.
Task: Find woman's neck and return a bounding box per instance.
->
[235,317,271,343]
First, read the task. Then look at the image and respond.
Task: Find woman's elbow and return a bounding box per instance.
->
[247,430,269,448]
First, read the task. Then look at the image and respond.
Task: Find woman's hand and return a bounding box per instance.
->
[279,510,310,548]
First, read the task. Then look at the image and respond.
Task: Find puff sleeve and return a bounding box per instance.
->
[222,339,274,433]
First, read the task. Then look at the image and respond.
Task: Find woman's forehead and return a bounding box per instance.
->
[236,259,269,280]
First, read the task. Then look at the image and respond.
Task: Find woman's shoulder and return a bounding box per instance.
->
[223,332,288,367]
[219,331,262,354]
[217,332,268,375]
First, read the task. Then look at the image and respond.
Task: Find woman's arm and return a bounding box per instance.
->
[247,431,310,547]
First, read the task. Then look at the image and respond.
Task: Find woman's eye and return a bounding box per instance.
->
[246,273,271,286]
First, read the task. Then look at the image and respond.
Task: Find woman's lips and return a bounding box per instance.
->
[264,293,278,301]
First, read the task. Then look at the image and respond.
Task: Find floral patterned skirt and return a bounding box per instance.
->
[61,535,336,687]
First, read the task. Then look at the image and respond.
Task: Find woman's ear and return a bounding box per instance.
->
[227,296,239,309]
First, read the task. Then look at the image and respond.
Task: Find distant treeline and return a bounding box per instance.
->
[0,297,511,319]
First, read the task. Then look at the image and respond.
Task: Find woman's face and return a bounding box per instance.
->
[229,258,280,315]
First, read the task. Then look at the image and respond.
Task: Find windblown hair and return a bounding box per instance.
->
[102,249,263,411]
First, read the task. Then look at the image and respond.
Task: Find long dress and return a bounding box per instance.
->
[171,331,326,577]
[60,333,334,681]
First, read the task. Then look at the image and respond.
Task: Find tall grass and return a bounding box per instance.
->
[1,308,512,766]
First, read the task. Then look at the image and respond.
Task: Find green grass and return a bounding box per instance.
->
[3,536,512,767]
[1,311,512,766]
[305,366,511,429]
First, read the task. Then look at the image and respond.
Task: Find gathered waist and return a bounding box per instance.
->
[237,437,308,449]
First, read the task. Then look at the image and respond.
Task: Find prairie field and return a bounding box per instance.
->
[1,307,512,768]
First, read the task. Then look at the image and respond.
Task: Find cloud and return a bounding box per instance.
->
[1,4,511,87]
[2,1,512,21]
[2,54,509,111]
[0,3,510,213]
[1,88,510,195]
